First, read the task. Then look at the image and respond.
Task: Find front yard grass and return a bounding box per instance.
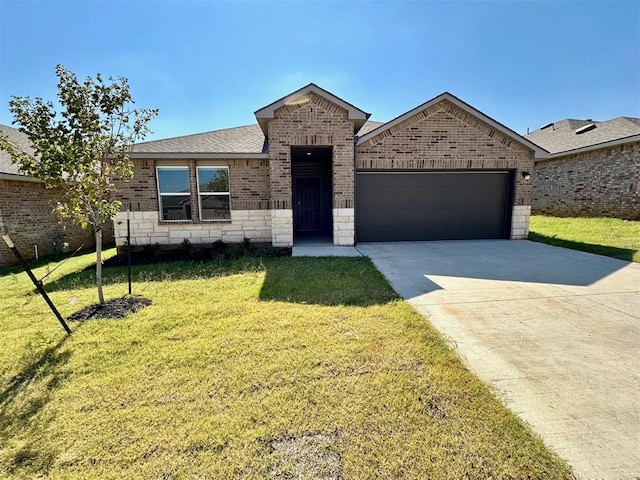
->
[529,215,640,262]
[0,250,574,479]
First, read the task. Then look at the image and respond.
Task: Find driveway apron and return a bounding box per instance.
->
[358,240,640,480]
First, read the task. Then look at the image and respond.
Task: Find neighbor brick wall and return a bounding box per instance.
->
[0,179,95,265]
[267,92,356,210]
[532,141,639,220]
[116,158,270,217]
[356,99,535,208]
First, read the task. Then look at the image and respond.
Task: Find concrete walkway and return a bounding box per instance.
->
[292,245,362,257]
[292,238,362,257]
[358,240,640,480]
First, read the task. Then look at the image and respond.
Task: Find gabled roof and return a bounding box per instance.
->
[0,124,40,182]
[525,117,640,154]
[356,92,548,158]
[254,83,370,136]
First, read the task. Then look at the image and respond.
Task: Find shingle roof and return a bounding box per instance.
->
[132,124,267,154]
[525,117,640,154]
[133,120,386,154]
[357,120,385,136]
[0,124,34,176]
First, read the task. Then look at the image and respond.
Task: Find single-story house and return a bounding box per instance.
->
[526,117,639,220]
[115,84,548,248]
[0,125,99,266]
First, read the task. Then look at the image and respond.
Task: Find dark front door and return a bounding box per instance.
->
[294,177,322,231]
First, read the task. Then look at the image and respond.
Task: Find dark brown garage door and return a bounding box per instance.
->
[356,172,512,242]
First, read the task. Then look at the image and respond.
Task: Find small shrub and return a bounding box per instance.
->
[180,238,192,252]
[142,242,161,259]
[226,245,246,260]
[211,239,228,253]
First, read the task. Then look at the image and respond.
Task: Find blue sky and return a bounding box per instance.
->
[1,0,638,141]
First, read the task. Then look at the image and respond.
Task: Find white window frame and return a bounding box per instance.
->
[196,166,231,222]
[156,166,192,222]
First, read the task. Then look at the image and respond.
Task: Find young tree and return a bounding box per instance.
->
[0,65,158,304]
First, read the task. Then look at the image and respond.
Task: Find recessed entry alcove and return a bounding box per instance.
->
[291,146,333,243]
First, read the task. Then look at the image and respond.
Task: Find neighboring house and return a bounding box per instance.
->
[114,84,548,249]
[0,125,96,266]
[526,117,640,220]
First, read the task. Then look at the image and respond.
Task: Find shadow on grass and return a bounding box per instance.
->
[42,256,398,307]
[43,257,266,294]
[529,232,637,262]
[0,246,106,279]
[258,257,399,306]
[0,335,73,476]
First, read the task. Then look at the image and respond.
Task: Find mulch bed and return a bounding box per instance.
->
[101,245,291,268]
[68,295,151,321]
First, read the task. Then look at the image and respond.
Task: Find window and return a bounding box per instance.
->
[197,167,231,221]
[157,167,192,221]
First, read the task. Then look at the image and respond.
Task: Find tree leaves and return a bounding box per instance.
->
[0,64,158,231]
[0,65,158,304]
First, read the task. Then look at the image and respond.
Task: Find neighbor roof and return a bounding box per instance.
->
[0,124,38,181]
[525,117,640,154]
[254,83,371,136]
[356,92,549,158]
[131,120,385,158]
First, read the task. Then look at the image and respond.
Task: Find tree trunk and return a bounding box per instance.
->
[95,227,105,305]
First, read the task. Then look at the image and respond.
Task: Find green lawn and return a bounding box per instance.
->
[0,250,574,479]
[529,215,640,262]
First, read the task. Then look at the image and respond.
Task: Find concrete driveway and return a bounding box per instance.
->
[357,240,640,480]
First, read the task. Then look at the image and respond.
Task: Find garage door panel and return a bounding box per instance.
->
[356,172,510,242]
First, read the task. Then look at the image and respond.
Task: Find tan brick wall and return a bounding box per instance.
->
[0,179,95,265]
[532,141,639,220]
[267,92,356,210]
[112,157,271,247]
[356,99,535,207]
[116,158,270,215]
[115,159,158,212]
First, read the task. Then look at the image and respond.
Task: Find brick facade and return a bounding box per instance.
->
[106,88,539,249]
[356,99,535,208]
[112,158,272,247]
[267,92,356,209]
[266,92,358,245]
[0,179,96,265]
[117,158,270,216]
[532,141,640,220]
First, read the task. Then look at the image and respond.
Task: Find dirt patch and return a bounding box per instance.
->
[68,295,151,321]
[269,432,341,479]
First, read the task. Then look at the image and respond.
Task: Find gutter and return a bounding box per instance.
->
[0,172,42,183]
[129,152,270,160]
